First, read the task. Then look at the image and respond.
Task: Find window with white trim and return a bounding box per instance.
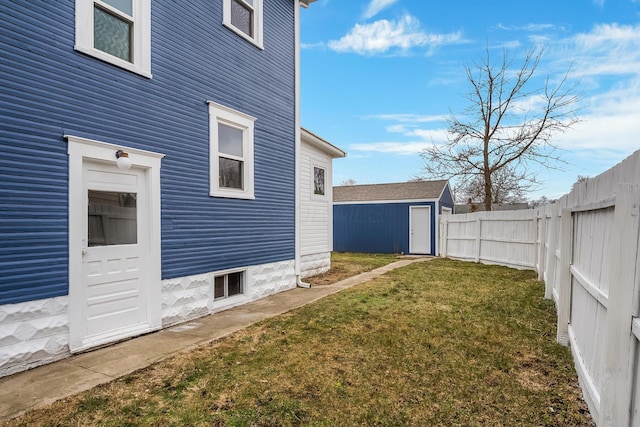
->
[223,0,264,48]
[313,166,326,196]
[214,271,245,300]
[75,0,151,77]
[208,101,256,199]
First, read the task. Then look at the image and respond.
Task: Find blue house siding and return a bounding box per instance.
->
[0,1,296,304]
[333,202,436,255]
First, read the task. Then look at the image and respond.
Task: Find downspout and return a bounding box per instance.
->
[294,0,310,288]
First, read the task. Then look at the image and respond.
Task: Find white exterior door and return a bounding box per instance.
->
[67,136,163,353]
[410,206,431,254]
[77,162,150,349]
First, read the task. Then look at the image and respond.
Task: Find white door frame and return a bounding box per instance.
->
[409,205,431,255]
[67,135,164,352]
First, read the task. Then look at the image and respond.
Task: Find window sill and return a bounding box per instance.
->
[75,45,152,79]
[210,189,255,200]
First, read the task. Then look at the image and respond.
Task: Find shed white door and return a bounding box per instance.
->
[410,206,431,254]
[72,161,152,351]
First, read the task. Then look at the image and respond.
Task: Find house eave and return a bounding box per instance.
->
[301,127,346,159]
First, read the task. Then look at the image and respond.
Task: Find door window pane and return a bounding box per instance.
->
[218,123,243,157]
[231,0,253,37]
[94,6,132,62]
[88,190,137,246]
[219,157,244,189]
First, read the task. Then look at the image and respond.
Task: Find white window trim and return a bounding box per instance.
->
[211,268,249,311]
[312,164,327,198]
[75,0,152,78]
[208,101,256,200]
[222,0,264,49]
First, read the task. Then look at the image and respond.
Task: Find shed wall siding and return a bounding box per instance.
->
[0,1,296,304]
[333,202,436,255]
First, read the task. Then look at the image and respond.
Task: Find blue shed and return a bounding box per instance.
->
[333,181,454,256]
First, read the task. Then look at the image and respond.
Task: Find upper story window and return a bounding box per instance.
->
[208,101,256,200]
[223,0,264,49]
[75,0,152,78]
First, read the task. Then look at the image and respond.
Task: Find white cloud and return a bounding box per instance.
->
[348,126,449,156]
[561,23,640,77]
[328,15,465,55]
[496,23,558,32]
[555,79,640,154]
[348,141,437,156]
[301,42,326,50]
[350,113,449,155]
[364,113,449,123]
[362,0,399,19]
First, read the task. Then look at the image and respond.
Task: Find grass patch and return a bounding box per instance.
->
[3,258,592,426]
[305,252,400,286]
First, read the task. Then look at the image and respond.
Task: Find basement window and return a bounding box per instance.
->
[214,271,245,300]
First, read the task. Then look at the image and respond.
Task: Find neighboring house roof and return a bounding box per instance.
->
[334,180,450,203]
[301,127,346,158]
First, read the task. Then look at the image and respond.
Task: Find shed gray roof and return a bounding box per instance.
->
[334,180,449,202]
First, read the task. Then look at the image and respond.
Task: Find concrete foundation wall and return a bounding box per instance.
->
[300,252,331,278]
[0,259,296,378]
[161,259,296,326]
[0,297,70,377]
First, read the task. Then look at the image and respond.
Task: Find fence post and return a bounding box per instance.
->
[537,212,547,282]
[545,208,559,301]
[441,219,448,258]
[475,218,481,262]
[556,208,572,346]
[600,184,640,426]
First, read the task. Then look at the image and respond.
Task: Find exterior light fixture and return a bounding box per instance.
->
[115,149,132,170]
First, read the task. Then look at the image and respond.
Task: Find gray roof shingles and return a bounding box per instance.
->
[333,180,449,202]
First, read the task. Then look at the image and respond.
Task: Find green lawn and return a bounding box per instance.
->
[4,258,592,426]
[304,252,400,286]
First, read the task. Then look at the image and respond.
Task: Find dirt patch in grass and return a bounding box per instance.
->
[3,258,594,426]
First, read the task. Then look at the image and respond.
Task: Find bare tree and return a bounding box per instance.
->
[419,45,580,211]
[340,178,357,186]
[456,165,537,204]
[529,195,557,208]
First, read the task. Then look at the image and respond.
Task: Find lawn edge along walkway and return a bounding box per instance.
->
[0,257,433,421]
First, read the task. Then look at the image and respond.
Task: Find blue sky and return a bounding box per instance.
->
[299,0,640,200]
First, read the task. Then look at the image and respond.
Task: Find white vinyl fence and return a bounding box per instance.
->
[439,149,640,427]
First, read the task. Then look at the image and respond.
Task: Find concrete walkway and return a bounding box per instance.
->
[0,257,432,420]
